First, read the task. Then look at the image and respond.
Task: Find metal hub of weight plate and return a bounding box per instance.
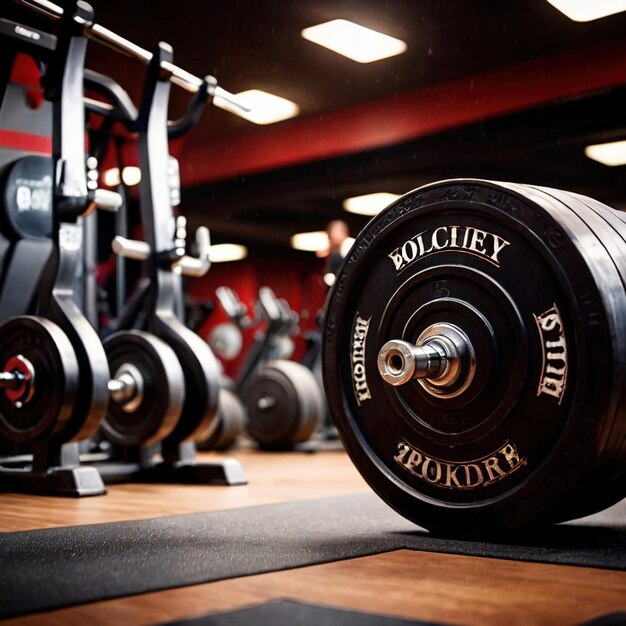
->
[101,330,185,448]
[246,359,324,447]
[323,178,626,535]
[0,316,79,443]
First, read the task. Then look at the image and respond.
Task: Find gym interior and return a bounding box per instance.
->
[1,1,626,624]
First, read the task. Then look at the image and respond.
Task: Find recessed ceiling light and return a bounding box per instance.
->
[545,0,626,21]
[102,166,142,187]
[214,89,300,125]
[301,19,407,63]
[343,192,402,216]
[290,231,329,252]
[585,140,626,166]
[209,243,248,263]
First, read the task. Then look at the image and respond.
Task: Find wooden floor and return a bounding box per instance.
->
[2,448,626,626]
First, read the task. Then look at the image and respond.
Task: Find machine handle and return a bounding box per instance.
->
[112,236,151,261]
[92,188,123,212]
[173,226,211,277]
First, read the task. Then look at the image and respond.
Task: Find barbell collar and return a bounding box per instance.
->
[377,323,476,397]
[377,339,449,386]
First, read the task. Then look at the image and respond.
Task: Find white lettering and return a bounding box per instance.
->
[388,226,511,272]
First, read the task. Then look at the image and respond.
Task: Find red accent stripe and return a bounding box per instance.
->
[181,38,626,186]
[0,129,51,155]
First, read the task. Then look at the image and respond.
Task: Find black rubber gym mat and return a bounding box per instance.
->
[1,493,625,618]
[162,601,626,626]
[582,614,626,626]
[162,599,447,626]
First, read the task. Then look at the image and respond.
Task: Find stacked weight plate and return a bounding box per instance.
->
[323,178,626,535]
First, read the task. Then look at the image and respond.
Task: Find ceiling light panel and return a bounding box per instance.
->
[301,19,407,63]
[290,231,329,252]
[546,0,626,21]
[214,89,299,125]
[585,140,626,166]
[343,192,401,216]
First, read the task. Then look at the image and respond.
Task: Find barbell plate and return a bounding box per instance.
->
[101,330,184,448]
[540,189,626,520]
[0,316,78,443]
[197,387,246,451]
[157,318,221,444]
[246,359,324,446]
[526,185,626,469]
[323,178,617,534]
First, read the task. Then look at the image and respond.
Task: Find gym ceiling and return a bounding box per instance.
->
[11,0,626,254]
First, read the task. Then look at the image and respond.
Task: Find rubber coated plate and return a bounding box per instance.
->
[0,316,78,442]
[102,330,184,447]
[198,387,246,451]
[157,317,221,444]
[323,179,615,534]
[246,360,323,446]
[541,188,626,520]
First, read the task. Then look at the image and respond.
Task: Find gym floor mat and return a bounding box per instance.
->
[162,601,626,626]
[162,599,448,626]
[1,493,625,617]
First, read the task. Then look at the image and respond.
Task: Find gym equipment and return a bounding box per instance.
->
[0,0,247,492]
[214,285,325,449]
[13,0,249,114]
[198,387,247,451]
[246,359,324,449]
[0,155,54,320]
[244,290,324,448]
[323,178,626,535]
[208,322,244,361]
[0,3,120,495]
[196,286,251,451]
[302,311,338,441]
[101,42,246,483]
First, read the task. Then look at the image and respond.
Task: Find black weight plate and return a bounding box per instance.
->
[323,179,614,535]
[157,316,221,444]
[102,330,184,447]
[45,296,111,444]
[525,185,626,469]
[567,192,626,470]
[246,360,324,446]
[198,387,246,451]
[0,316,78,443]
[0,156,53,239]
[543,188,626,519]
